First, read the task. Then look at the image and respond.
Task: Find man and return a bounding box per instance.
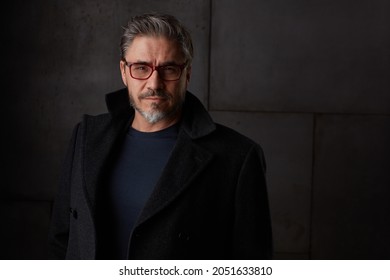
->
[48,13,272,260]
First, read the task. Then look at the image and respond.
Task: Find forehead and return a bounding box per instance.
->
[125,36,184,62]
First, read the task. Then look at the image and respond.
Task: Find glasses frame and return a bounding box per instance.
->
[122,60,187,81]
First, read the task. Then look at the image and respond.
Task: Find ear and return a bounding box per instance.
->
[120,60,128,86]
[185,65,192,86]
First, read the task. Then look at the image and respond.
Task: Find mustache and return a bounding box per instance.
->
[139,89,171,100]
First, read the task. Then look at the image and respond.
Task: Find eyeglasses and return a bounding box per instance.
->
[123,61,187,81]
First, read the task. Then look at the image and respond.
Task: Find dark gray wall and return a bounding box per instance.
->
[2,0,389,259]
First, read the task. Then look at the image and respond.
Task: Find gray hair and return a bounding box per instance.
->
[120,13,194,65]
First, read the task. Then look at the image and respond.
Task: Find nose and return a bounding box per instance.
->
[147,69,164,90]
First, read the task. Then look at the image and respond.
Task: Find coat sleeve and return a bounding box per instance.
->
[233,144,273,259]
[47,123,80,259]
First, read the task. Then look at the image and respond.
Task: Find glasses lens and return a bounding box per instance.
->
[130,64,152,79]
[158,65,181,81]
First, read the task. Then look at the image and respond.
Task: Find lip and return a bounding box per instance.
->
[144,97,167,101]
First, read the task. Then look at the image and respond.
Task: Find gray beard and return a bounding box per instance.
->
[136,102,167,124]
[129,89,184,125]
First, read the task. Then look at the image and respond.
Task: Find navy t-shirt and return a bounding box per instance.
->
[105,123,178,259]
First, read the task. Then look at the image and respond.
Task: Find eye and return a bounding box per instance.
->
[132,64,150,72]
[162,65,179,74]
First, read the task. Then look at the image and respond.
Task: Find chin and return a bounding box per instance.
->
[141,110,167,124]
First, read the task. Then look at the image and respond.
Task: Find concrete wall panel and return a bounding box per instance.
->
[311,115,390,259]
[210,0,390,114]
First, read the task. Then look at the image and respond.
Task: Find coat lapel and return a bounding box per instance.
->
[82,88,132,217]
[82,115,130,217]
[137,130,214,226]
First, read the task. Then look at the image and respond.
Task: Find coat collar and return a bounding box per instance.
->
[105,88,216,139]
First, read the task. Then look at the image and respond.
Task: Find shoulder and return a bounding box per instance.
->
[215,123,259,148]
[197,122,264,158]
[70,112,123,144]
[75,113,114,132]
[215,123,256,144]
[191,122,266,173]
[82,112,112,123]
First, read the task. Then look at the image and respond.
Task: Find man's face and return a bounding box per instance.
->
[120,36,191,125]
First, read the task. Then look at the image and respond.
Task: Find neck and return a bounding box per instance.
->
[131,111,182,132]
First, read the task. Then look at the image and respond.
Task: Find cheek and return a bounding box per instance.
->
[168,82,186,101]
[127,79,145,94]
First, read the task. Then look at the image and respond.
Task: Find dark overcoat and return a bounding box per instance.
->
[48,88,273,259]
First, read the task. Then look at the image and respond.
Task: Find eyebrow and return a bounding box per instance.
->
[133,60,151,64]
[133,60,182,66]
